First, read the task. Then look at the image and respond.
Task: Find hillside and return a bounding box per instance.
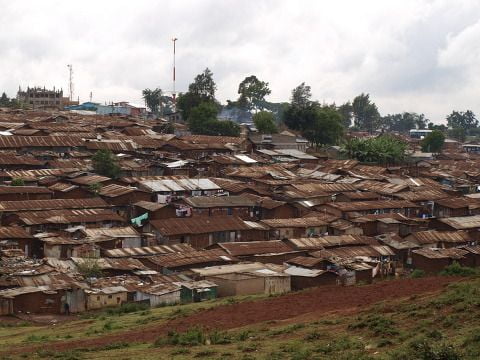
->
[1,275,479,359]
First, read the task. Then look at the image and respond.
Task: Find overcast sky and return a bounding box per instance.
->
[1,0,479,122]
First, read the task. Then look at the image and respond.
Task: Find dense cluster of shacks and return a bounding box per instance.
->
[1,108,480,316]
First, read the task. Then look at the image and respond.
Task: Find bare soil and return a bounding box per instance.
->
[3,276,459,355]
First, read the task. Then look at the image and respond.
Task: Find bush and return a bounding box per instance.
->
[411,269,426,278]
[156,327,206,347]
[348,315,399,336]
[106,302,149,315]
[440,261,478,277]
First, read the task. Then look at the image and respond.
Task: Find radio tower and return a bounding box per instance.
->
[172,38,178,110]
[67,64,74,102]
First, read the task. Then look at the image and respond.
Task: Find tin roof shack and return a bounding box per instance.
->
[85,286,128,310]
[327,219,363,236]
[71,257,147,277]
[48,182,91,199]
[411,248,470,274]
[140,249,238,273]
[0,186,52,201]
[137,178,222,203]
[133,201,176,221]
[149,216,265,249]
[0,198,110,226]
[431,215,480,241]
[0,278,86,315]
[191,263,291,297]
[179,280,218,303]
[284,265,338,290]
[376,233,420,268]
[260,217,328,239]
[82,227,142,248]
[404,230,472,249]
[98,184,151,215]
[103,244,195,258]
[14,208,125,233]
[208,240,303,264]
[334,191,381,203]
[351,213,425,237]
[135,282,181,306]
[284,235,379,251]
[318,200,420,220]
[0,227,37,258]
[242,194,297,220]
[34,233,106,259]
[433,197,480,218]
[179,196,257,220]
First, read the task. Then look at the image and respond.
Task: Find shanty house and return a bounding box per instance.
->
[261,217,328,239]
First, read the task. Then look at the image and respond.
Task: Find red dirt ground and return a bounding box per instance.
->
[3,276,460,355]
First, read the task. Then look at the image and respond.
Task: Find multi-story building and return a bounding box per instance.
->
[17,86,67,110]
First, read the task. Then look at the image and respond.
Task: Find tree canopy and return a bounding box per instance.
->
[92,150,120,179]
[237,75,271,111]
[352,93,380,133]
[381,112,428,133]
[291,82,312,109]
[421,130,445,153]
[142,88,162,114]
[178,68,218,120]
[253,111,277,134]
[188,102,240,137]
[446,110,478,130]
[343,135,407,164]
[302,106,344,147]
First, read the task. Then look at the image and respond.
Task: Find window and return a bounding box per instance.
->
[108,295,113,299]
[227,207,233,215]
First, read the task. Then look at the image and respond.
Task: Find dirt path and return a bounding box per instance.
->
[4,276,459,355]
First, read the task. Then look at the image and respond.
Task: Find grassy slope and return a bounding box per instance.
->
[2,277,480,360]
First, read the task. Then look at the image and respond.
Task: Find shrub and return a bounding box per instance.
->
[106,302,149,315]
[411,269,426,278]
[348,315,399,336]
[156,327,206,347]
[440,261,478,277]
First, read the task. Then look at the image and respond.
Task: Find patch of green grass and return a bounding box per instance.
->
[348,314,399,336]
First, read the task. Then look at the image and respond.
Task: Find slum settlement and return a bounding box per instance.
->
[1,108,479,316]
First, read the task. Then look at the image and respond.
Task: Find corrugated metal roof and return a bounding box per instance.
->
[0,136,84,148]
[261,217,327,228]
[183,195,256,208]
[438,215,480,229]
[0,226,32,239]
[133,201,168,212]
[0,186,52,194]
[70,175,111,185]
[98,184,139,197]
[150,216,252,236]
[146,249,236,268]
[140,178,220,192]
[83,226,139,238]
[408,230,470,245]
[215,240,295,256]
[18,208,124,225]
[0,198,108,211]
[412,247,469,259]
[103,244,195,258]
[324,200,419,212]
[287,235,377,249]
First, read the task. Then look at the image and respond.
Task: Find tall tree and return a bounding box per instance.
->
[291,82,312,108]
[302,106,344,147]
[188,68,216,100]
[178,68,218,120]
[421,130,445,153]
[352,93,380,133]
[253,111,277,134]
[337,102,353,128]
[188,102,240,137]
[446,110,478,130]
[142,88,162,114]
[0,93,9,107]
[237,75,271,111]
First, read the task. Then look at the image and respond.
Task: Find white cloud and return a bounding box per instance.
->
[0,0,479,122]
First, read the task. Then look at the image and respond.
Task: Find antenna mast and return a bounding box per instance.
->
[172,37,178,110]
[67,64,74,101]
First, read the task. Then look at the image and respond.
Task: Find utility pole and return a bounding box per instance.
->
[89,91,92,102]
[67,64,74,102]
[172,37,178,111]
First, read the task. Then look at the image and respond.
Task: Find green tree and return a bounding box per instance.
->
[343,135,407,164]
[382,112,428,133]
[291,82,312,109]
[188,102,239,136]
[421,130,445,153]
[237,75,271,111]
[177,68,218,120]
[253,111,277,134]
[0,92,9,107]
[88,183,102,196]
[92,150,120,179]
[142,88,162,114]
[302,107,344,147]
[188,68,216,100]
[352,93,380,133]
[446,110,478,130]
[337,102,353,128]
